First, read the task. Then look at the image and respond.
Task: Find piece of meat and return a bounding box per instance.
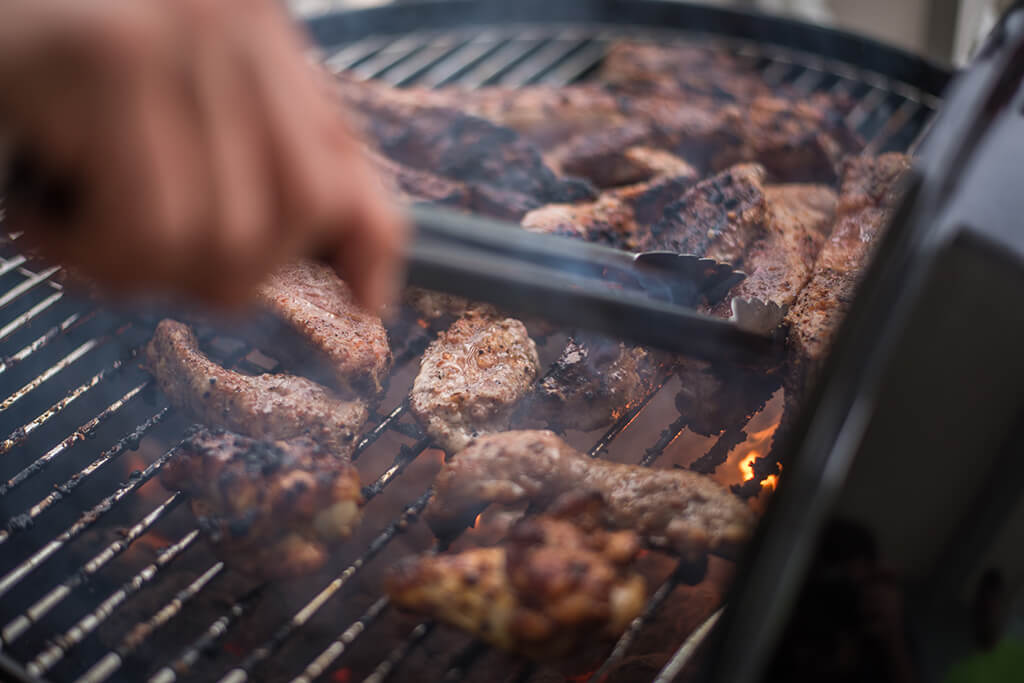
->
[338,78,597,219]
[785,153,911,389]
[160,427,363,579]
[410,309,541,453]
[386,492,646,659]
[712,184,838,316]
[547,93,858,184]
[145,319,368,458]
[402,287,475,323]
[256,260,392,399]
[600,41,777,103]
[676,184,837,438]
[526,336,664,433]
[641,163,768,267]
[426,430,756,562]
[521,172,695,250]
[367,148,471,207]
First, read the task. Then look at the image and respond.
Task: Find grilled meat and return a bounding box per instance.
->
[256,260,391,399]
[676,184,837,437]
[521,171,696,250]
[526,336,664,433]
[547,93,857,184]
[641,163,768,266]
[600,41,777,102]
[145,319,368,458]
[161,428,363,579]
[339,79,596,219]
[403,287,474,323]
[410,309,541,453]
[712,183,838,316]
[367,148,470,207]
[426,430,756,562]
[785,153,911,387]
[386,492,646,659]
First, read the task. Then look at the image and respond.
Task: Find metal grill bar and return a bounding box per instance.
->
[0,326,127,415]
[414,33,510,89]
[2,492,185,645]
[26,528,201,677]
[0,255,28,277]
[0,440,184,601]
[0,407,169,546]
[214,490,435,683]
[0,379,151,496]
[362,622,435,683]
[76,561,226,683]
[493,34,591,86]
[0,310,89,377]
[651,608,723,683]
[288,596,390,683]
[0,291,65,343]
[379,35,476,87]
[0,266,61,311]
[148,591,262,683]
[588,375,671,458]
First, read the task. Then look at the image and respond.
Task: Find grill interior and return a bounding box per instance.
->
[0,21,941,683]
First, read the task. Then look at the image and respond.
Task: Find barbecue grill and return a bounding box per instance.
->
[7,1,1024,682]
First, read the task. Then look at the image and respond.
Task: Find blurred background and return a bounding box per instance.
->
[286,0,1011,64]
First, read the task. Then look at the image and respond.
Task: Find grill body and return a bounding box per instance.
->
[0,3,958,683]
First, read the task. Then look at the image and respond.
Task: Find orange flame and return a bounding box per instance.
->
[472,513,482,528]
[761,474,779,491]
[738,450,760,482]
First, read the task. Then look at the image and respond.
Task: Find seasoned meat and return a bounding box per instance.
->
[677,184,836,438]
[256,260,392,399]
[161,428,363,579]
[521,172,695,250]
[402,287,474,323]
[339,79,597,219]
[410,309,541,453]
[641,163,768,266]
[426,431,756,562]
[144,319,368,458]
[367,148,470,207]
[600,41,777,102]
[526,336,664,433]
[386,492,646,659]
[712,183,838,316]
[785,154,911,386]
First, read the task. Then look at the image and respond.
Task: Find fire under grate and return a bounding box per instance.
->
[0,21,941,683]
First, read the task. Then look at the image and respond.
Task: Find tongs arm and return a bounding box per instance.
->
[406,205,782,364]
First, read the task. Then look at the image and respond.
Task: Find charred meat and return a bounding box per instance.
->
[256,260,392,399]
[786,153,911,387]
[410,309,541,453]
[386,492,646,659]
[526,336,664,433]
[145,319,368,458]
[339,78,596,219]
[426,430,756,562]
[161,428,363,579]
[521,171,696,250]
[641,163,768,267]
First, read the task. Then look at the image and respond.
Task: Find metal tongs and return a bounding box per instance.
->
[406,205,784,364]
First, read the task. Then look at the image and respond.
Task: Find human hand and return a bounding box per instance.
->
[0,0,405,310]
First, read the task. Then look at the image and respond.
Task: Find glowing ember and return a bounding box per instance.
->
[331,669,351,683]
[472,513,482,527]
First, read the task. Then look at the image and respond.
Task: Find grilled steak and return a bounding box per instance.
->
[426,430,756,562]
[712,183,838,316]
[161,428,363,579]
[256,260,392,399]
[526,336,664,433]
[521,171,696,250]
[145,319,368,458]
[339,78,597,219]
[641,163,768,266]
[786,153,911,387]
[677,184,837,438]
[600,41,777,103]
[410,309,541,453]
[386,492,645,659]
[368,148,471,207]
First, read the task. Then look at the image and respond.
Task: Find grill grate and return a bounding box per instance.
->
[0,22,940,683]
